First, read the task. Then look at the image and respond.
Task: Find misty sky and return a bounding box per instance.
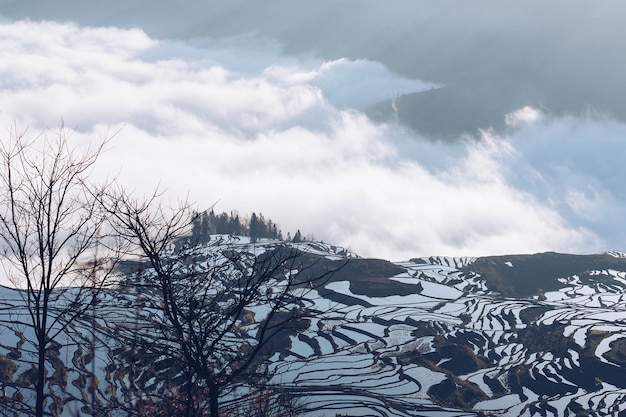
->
[0,1,624,260]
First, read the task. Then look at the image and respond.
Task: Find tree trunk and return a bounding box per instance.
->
[208,384,219,417]
[35,333,46,417]
[185,368,194,417]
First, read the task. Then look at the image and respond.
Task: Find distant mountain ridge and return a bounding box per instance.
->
[2,238,626,416]
[366,79,626,140]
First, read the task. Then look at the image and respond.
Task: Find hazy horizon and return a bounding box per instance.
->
[0,1,624,260]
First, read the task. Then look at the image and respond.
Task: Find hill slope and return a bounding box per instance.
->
[1,238,626,416]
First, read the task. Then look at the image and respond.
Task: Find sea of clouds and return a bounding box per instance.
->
[0,18,623,260]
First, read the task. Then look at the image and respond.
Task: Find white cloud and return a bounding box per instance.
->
[499,113,626,248]
[0,19,620,260]
[264,58,435,109]
[505,106,544,128]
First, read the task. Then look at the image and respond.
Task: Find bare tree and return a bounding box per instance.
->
[103,189,337,417]
[0,126,113,417]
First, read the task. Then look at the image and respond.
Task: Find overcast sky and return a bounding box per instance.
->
[0,1,624,259]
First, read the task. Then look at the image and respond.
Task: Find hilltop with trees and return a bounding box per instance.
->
[190,209,307,244]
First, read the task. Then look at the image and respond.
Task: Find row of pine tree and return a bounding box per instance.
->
[191,209,306,243]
